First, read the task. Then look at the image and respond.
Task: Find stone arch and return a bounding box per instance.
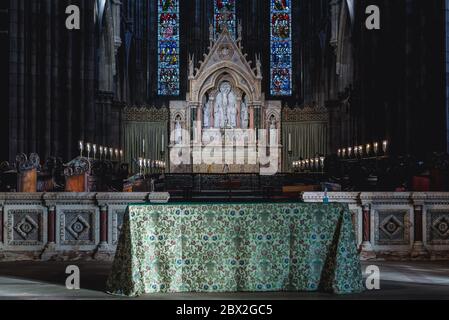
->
[194,64,259,105]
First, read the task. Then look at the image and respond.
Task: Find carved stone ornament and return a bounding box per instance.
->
[123,106,169,122]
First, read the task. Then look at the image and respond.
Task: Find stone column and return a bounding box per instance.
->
[47,206,56,245]
[249,105,255,143]
[360,204,375,259]
[41,202,57,261]
[196,104,202,143]
[100,205,108,245]
[411,203,429,258]
[94,204,111,260]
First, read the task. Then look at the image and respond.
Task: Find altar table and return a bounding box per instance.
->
[106,202,364,296]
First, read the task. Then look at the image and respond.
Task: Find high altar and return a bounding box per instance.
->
[169,28,283,174]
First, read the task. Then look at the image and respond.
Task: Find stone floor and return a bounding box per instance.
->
[0,261,448,300]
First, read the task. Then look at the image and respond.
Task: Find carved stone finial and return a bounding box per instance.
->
[188,53,195,79]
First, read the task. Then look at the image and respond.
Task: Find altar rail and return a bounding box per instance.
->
[0,192,448,261]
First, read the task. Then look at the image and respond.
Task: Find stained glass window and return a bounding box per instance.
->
[158,0,179,96]
[214,0,236,39]
[270,0,292,96]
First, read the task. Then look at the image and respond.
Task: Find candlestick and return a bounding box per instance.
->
[86,143,91,159]
[79,141,84,157]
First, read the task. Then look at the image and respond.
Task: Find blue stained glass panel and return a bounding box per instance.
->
[270,0,292,96]
[214,0,236,39]
[158,0,179,96]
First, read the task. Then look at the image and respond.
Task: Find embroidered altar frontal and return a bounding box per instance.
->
[106,202,364,296]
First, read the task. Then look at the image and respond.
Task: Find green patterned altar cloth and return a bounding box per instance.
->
[106,202,364,296]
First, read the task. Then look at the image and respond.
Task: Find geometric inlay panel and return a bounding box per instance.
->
[60,209,96,246]
[375,210,410,245]
[7,209,44,246]
[427,210,449,245]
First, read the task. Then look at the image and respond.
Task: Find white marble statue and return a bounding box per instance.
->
[269,116,277,146]
[227,99,237,128]
[203,100,210,128]
[175,118,182,144]
[215,82,237,128]
[214,99,224,128]
[241,97,249,129]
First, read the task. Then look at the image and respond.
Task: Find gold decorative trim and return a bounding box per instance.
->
[123,106,169,122]
[282,105,329,122]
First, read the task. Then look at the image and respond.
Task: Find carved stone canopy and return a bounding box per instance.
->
[187,28,263,106]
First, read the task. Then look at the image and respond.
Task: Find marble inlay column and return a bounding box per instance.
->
[100,205,108,245]
[359,204,375,259]
[47,206,56,244]
[411,203,428,258]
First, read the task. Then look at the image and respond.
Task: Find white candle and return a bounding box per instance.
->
[162,134,165,147]
[143,139,145,154]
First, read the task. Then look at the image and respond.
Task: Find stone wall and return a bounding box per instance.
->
[1,192,449,261]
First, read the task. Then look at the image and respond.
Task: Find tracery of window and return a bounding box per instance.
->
[158,0,179,96]
[214,0,236,39]
[270,0,292,96]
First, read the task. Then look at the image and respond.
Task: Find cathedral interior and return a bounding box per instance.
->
[1,0,449,301]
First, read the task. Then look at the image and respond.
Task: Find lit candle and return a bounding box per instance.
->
[348,147,352,157]
[342,148,346,157]
[320,157,325,167]
[120,150,124,161]
[109,148,113,159]
[86,143,91,159]
[79,141,84,156]
[366,144,371,155]
[374,142,379,154]
[115,149,119,160]
[382,140,388,153]
[337,149,341,157]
